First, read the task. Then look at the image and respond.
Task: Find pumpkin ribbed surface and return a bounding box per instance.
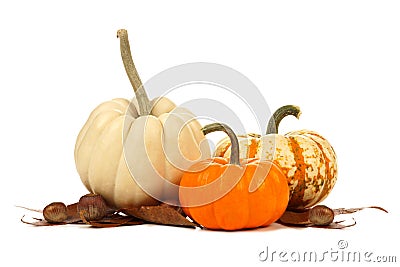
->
[179,158,289,230]
[75,97,209,209]
[214,130,337,209]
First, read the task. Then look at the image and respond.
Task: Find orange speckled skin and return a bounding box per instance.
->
[213,130,338,210]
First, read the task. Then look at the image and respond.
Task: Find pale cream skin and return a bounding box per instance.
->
[74,29,209,209]
[75,97,209,209]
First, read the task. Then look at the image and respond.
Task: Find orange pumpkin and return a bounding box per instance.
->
[214,105,338,210]
[179,123,289,230]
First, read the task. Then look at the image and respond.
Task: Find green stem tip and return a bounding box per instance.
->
[202,123,240,166]
[266,105,301,134]
[117,29,151,116]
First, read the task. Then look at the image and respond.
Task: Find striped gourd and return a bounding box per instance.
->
[213,105,338,210]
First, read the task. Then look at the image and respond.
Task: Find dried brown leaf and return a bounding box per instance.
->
[333,206,388,215]
[278,205,387,229]
[122,204,199,228]
[83,216,143,228]
[15,206,42,213]
[278,210,311,225]
[18,195,199,229]
[21,215,66,226]
[314,219,357,229]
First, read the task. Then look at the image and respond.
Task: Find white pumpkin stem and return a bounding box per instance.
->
[266,105,301,134]
[117,29,151,116]
[202,123,240,166]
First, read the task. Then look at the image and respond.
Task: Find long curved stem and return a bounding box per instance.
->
[266,105,301,134]
[117,29,151,116]
[202,123,240,166]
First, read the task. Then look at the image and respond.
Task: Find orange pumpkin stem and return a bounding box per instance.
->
[266,105,301,134]
[117,29,151,116]
[202,123,241,166]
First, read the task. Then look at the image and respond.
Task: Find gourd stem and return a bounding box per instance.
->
[266,105,301,134]
[202,123,241,166]
[117,29,151,116]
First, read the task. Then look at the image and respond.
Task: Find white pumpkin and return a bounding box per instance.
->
[74,29,210,208]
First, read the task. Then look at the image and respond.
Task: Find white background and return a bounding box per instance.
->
[1,1,399,266]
